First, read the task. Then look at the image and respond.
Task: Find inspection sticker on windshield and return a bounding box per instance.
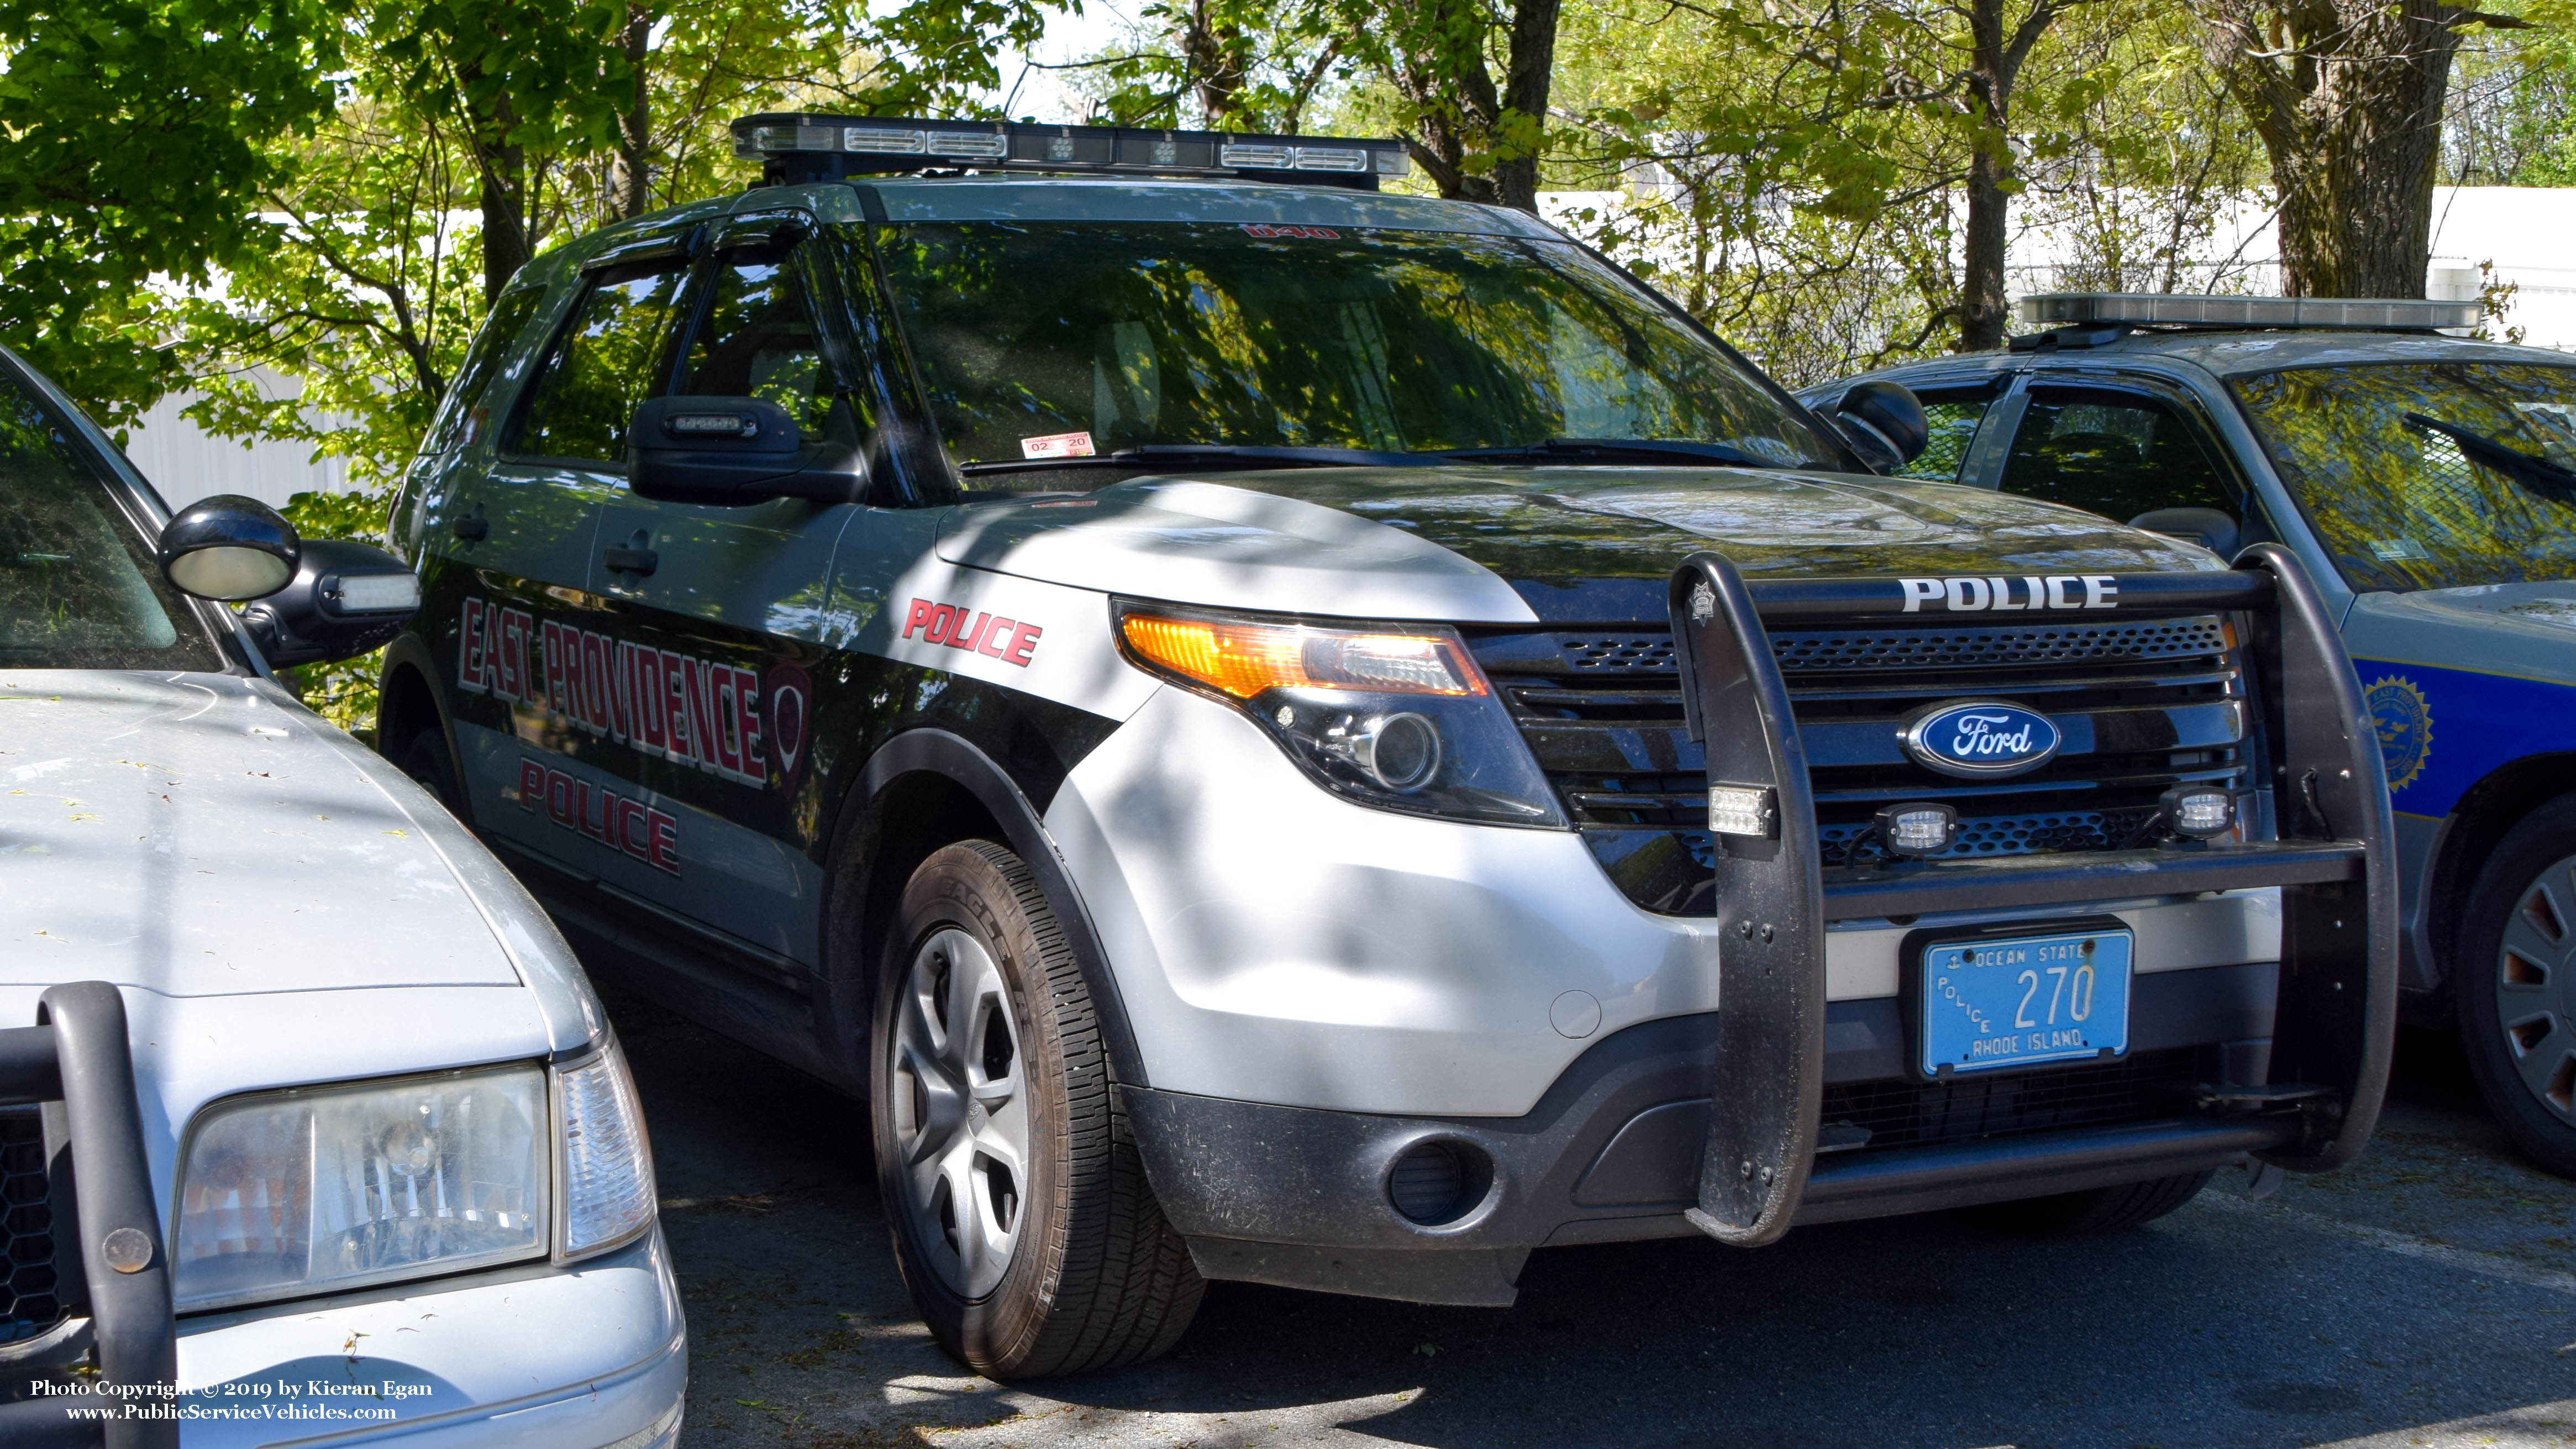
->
[1022,431,1095,459]
[2369,537,2431,561]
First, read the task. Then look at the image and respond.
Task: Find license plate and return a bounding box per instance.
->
[1918,928,2133,1076]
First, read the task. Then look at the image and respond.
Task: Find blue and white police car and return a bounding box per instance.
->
[1815,292,2576,1176]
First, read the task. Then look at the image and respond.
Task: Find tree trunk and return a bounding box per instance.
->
[1181,0,1249,124]
[613,4,653,219]
[1494,0,1562,213]
[1381,0,1558,213]
[1956,0,2062,351]
[2201,0,2473,297]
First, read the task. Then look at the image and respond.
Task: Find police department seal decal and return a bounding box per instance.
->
[2366,675,2433,791]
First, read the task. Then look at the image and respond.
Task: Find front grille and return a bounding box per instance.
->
[1471,614,2256,914]
[1822,1048,2200,1153]
[0,1108,62,1345]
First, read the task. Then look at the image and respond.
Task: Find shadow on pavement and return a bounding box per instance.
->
[602,975,2576,1449]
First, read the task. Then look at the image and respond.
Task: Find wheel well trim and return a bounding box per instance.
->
[377,629,465,786]
[2424,750,2576,998]
[837,727,1148,1089]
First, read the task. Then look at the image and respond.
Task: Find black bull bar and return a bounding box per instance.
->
[1665,544,2397,1247]
[0,983,179,1449]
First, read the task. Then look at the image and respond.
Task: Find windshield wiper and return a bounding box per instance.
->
[1437,437,1774,468]
[959,442,1433,475]
[2404,412,2576,507]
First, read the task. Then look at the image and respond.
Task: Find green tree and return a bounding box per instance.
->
[0,0,338,425]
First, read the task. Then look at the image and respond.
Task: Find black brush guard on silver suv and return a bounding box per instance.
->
[0,984,180,1449]
[1668,543,2395,1246]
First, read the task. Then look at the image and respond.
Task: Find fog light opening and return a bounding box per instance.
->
[1386,1140,1494,1228]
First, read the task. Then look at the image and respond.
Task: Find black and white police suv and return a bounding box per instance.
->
[378,114,2398,1378]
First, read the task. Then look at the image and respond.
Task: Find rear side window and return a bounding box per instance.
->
[508,259,691,466]
[676,246,836,439]
[420,284,546,459]
[1894,398,1989,482]
[1998,390,2236,522]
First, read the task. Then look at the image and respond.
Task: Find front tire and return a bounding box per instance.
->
[397,726,466,818]
[871,841,1202,1378]
[2455,796,2576,1177]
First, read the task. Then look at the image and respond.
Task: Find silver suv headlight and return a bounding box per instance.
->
[171,1042,657,1314]
[1114,600,1566,828]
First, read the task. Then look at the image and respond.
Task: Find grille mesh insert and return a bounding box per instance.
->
[1553,618,2228,675]
[1821,1048,2199,1153]
[0,1107,61,1345]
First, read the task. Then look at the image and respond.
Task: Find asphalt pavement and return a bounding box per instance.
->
[607,978,2576,1449]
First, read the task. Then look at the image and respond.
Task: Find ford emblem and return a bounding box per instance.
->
[1900,700,2063,779]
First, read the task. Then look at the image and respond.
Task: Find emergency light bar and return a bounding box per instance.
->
[2018,292,2479,332]
[732,113,1412,191]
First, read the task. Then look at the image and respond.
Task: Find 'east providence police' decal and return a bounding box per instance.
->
[1901,700,2064,778]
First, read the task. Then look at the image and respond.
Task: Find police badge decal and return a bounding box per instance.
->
[2366,675,2433,792]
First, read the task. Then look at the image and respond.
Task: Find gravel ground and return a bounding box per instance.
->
[609,980,2576,1449]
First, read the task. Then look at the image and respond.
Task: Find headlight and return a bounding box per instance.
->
[555,1041,657,1259]
[173,1065,550,1313]
[171,1042,660,1313]
[1116,601,1567,828]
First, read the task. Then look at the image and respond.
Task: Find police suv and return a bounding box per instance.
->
[380,118,2396,1379]
[1814,294,2576,1178]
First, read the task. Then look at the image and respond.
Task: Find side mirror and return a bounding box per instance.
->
[1825,380,1930,473]
[2130,507,2241,559]
[238,538,422,668]
[157,495,301,601]
[628,396,863,506]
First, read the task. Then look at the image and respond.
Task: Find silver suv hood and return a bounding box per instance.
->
[0,671,530,996]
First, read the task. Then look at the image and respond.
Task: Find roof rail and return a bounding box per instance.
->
[731,114,1411,192]
[2017,292,2479,333]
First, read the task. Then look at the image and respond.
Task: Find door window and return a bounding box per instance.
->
[1891,397,1992,482]
[508,259,691,466]
[676,245,837,438]
[420,284,547,459]
[1998,390,2236,521]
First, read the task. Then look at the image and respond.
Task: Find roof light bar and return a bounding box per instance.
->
[732,114,1412,192]
[2017,293,2480,332]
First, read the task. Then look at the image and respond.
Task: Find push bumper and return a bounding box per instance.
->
[1128,962,2297,1308]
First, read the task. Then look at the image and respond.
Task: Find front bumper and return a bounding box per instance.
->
[169,1231,685,1448]
[1127,962,2293,1307]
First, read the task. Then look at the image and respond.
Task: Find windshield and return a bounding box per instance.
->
[2232,361,2576,592]
[866,221,1846,481]
[0,364,222,669]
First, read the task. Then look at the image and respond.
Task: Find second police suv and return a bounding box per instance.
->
[379,116,2396,1378]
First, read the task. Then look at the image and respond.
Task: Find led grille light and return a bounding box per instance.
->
[1708,785,1778,839]
[1876,802,1959,857]
[2160,785,2237,839]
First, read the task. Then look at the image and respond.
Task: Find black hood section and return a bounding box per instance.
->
[1206,465,2221,622]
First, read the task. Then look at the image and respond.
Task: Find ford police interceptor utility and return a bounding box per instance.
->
[1813,293,2576,1179]
[0,345,683,1446]
[378,116,2398,1379]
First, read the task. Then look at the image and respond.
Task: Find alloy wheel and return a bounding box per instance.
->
[889,927,1028,1298]
[2496,852,2576,1125]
